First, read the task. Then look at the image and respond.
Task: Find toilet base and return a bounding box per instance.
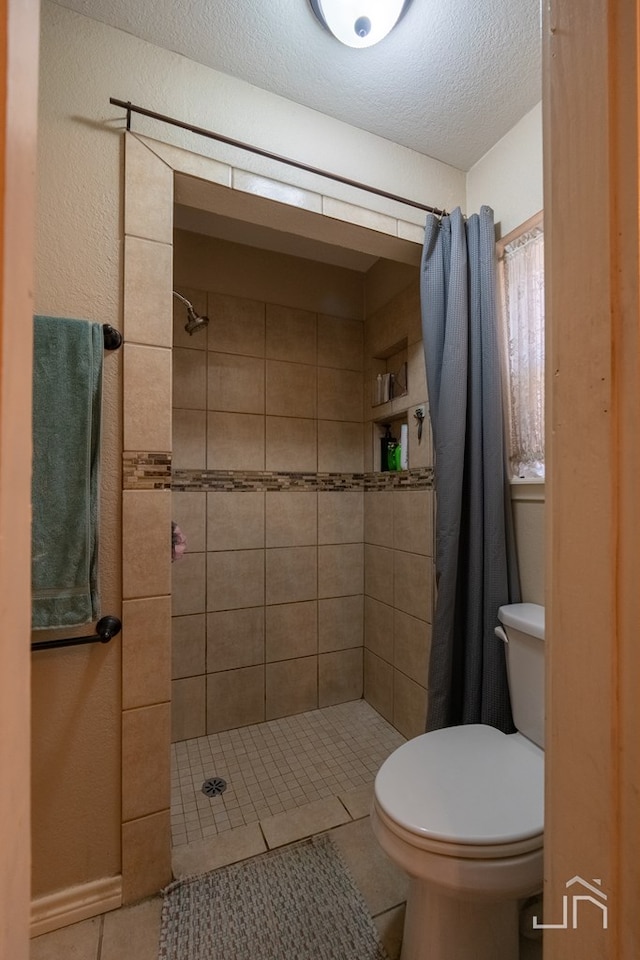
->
[401,879,519,960]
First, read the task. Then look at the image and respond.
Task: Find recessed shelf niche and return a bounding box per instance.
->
[372,416,409,473]
[371,338,408,409]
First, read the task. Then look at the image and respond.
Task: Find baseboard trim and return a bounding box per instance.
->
[30,875,123,938]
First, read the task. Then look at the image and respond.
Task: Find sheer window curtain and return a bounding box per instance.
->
[498,218,545,479]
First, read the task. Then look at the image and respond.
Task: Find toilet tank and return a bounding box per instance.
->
[497,603,545,749]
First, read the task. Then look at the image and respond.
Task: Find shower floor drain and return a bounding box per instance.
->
[201,776,227,798]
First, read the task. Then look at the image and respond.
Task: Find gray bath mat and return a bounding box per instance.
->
[159,834,389,960]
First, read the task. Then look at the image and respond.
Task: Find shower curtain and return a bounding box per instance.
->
[420,206,519,734]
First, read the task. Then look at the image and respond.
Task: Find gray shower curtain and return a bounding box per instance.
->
[420,206,518,734]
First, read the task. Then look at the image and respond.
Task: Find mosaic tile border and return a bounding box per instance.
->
[123,455,433,492]
[123,452,172,490]
[171,467,433,492]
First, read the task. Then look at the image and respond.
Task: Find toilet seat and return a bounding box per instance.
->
[374,724,544,852]
[372,799,543,861]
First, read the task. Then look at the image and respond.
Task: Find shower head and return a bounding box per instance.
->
[184,306,209,335]
[173,291,210,336]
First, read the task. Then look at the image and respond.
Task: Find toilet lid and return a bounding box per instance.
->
[374,725,544,846]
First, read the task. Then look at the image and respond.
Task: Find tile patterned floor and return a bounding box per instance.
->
[171,699,405,847]
[31,699,543,960]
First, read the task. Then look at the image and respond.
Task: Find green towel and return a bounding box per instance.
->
[32,317,103,629]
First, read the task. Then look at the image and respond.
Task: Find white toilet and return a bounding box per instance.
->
[371,603,545,960]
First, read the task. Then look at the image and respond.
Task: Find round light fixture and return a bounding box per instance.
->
[309,0,412,48]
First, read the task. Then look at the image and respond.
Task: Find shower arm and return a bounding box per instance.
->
[173,291,195,314]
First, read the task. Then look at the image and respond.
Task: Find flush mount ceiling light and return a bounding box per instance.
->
[309,0,412,48]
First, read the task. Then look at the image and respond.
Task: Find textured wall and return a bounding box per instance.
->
[466,101,543,237]
[33,1,464,905]
[32,0,539,910]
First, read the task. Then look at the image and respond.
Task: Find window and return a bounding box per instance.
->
[497,212,545,479]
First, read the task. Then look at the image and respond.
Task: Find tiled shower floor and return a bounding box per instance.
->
[171,699,405,848]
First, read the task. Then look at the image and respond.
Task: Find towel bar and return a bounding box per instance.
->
[31,615,121,652]
[102,325,123,350]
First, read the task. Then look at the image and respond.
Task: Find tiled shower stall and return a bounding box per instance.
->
[170,229,435,744]
[118,134,441,903]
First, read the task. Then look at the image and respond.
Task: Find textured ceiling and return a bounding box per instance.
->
[53,0,541,171]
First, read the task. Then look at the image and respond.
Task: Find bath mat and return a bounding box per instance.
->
[158,834,389,960]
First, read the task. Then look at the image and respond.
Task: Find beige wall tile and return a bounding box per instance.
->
[207,607,265,671]
[144,138,231,185]
[322,197,396,235]
[318,492,363,544]
[364,491,394,547]
[363,421,374,472]
[122,596,172,709]
[207,550,265,611]
[318,314,363,371]
[402,283,423,345]
[102,897,162,960]
[265,304,317,364]
[171,613,206,679]
[318,543,363,598]
[319,648,363,706]
[266,417,317,471]
[398,219,425,244]
[393,490,433,556]
[364,650,393,722]
[171,551,206,616]
[207,666,265,732]
[266,656,317,719]
[124,344,172,452]
[406,340,428,405]
[364,544,394,606]
[173,287,208,351]
[364,596,394,663]
[318,596,363,652]
[393,671,428,740]
[318,367,363,422]
[266,546,317,605]
[207,492,265,551]
[207,352,265,414]
[172,491,206,552]
[125,135,173,244]
[233,171,323,214]
[173,347,207,410]
[266,601,317,661]
[207,292,265,357]
[394,610,431,685]
[318,421,363,472]
[394,551,433,622]
[171,676,206,741]
[123,236,172,347]
[266,360,317,418]
[207,412,265,470]
[123,490,171,600]
[122,810,172,904]
[266,492,317,547]
[123,703,171,821]
[172,409,206,469]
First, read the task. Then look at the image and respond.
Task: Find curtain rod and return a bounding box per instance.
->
[109,98,446,218]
